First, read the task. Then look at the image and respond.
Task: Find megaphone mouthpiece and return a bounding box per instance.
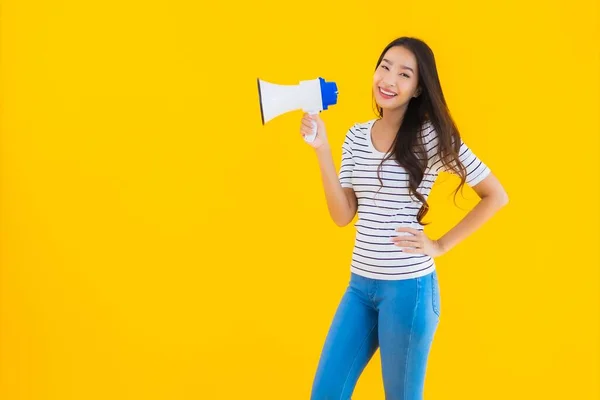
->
[257,78,266,125]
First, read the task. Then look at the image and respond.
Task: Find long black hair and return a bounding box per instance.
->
[373,37,467,225]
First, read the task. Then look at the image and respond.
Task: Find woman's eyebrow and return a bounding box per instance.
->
[382,58,414,73]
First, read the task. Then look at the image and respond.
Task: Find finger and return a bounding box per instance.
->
[391,236,419,243]
[393,240,419,248]
[300,126,314,136]
[301,120,315,130]
[402,241,423,249]
[402,248,421,254]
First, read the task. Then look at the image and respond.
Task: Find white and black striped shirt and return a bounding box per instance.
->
[338,119,491,280]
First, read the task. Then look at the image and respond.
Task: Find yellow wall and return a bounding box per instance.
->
[1,0,598,399]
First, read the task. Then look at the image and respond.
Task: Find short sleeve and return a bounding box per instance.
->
[338,127,355,189]
[451,140,491,186]
[425,124,491,187]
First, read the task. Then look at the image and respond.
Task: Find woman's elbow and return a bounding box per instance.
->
[500,191,509,206]
[334,218,352,228]
[493,189,509,208]
[474,175,508,208]
[332,213,355,227]
[497,182,509,205]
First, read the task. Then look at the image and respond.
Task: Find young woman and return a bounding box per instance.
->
[300,37,508,400]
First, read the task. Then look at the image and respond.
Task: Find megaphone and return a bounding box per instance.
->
[257,77,338,143]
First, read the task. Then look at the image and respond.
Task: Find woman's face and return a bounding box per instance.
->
[373,46,421,111]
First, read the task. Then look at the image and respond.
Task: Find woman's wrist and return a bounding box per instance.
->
[314,143,331,157]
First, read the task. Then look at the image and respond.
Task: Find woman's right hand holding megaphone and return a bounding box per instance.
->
[300,113,329,151]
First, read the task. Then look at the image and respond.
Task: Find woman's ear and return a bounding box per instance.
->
[414,87,422,98]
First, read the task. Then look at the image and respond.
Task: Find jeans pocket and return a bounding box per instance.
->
[431,270,441,318]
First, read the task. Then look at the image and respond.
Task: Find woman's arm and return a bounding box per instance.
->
[393,173,508,255]
[315,145,358,227]
[300,113,358,227]
[435,172,508,254]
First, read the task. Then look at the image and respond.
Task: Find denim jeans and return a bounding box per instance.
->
[310,270,441,400]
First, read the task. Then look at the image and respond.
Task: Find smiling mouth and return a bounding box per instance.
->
[378,87,397,98]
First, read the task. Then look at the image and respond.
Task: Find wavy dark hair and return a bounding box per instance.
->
[373,37,468,225]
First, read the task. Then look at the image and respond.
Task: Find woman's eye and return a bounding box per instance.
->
[400,73,410,78]
[380,65,389,70]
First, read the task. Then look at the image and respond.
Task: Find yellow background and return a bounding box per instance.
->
[1,0,598,399]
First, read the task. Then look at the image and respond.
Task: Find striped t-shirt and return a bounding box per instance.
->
[338,119,491,280]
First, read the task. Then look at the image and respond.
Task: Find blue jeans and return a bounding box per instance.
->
[310,270,441,400]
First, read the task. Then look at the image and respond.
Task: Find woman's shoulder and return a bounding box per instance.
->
[349,118,377,132]
[342,119,375,142]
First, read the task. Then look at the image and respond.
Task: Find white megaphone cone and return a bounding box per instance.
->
[257,77,339,143]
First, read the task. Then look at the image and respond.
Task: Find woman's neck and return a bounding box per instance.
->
[378,108,406,137]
